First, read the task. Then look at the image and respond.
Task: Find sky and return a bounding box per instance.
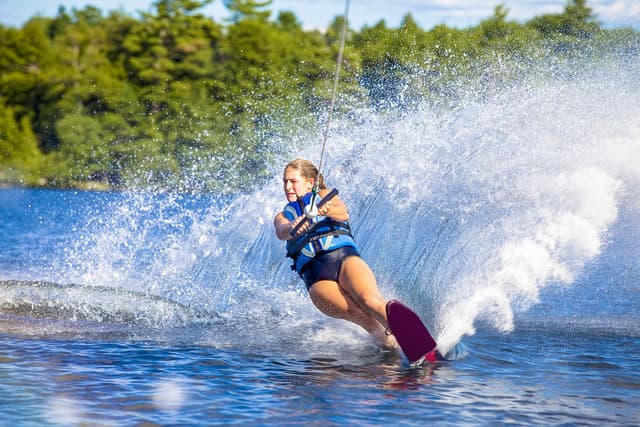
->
[1,0,639,30]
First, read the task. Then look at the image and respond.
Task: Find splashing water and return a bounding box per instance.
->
[48,52,639,355]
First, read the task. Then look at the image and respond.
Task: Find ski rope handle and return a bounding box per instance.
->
[289,188,339,237]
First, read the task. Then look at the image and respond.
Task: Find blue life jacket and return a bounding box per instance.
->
[283,191,357,274]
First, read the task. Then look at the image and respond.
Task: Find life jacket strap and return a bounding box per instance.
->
[286,220,353,260]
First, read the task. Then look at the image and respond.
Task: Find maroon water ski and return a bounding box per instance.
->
[386,300,438,364]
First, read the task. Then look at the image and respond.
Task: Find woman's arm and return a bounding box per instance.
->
[274,212,293,240]
[274,212,310,240]
[273,189,350,241]
[317,189,349,222]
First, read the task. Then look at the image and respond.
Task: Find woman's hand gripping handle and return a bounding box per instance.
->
[289,188,339,237]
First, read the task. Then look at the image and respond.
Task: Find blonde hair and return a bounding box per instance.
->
[284,158,327,190]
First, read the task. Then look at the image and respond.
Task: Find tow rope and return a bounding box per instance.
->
[306,0,351,219]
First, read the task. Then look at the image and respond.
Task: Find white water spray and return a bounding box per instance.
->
[50,51,639,354]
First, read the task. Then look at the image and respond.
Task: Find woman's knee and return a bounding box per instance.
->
[309,282,384,334]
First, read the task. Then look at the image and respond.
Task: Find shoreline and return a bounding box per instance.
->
[0,181,112,192]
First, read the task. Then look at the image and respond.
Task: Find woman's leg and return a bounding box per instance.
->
[308,280,395,348]
[337,256,390,328]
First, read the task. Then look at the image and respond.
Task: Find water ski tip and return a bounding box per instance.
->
[386,300,438,365]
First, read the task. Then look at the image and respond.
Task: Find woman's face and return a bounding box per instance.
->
[283,167,314,202]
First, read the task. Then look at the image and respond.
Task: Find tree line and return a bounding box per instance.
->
[0,0,637,191]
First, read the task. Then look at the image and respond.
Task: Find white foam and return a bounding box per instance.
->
[50,50,638,355]
[437,167,622,352]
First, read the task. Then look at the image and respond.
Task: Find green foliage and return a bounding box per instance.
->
[224,0,272,23]
[0,101,44,185]
[0,0,636,191]
[527,0,599,40]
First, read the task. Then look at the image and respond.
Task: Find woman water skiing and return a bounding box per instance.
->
[273,158,397,349]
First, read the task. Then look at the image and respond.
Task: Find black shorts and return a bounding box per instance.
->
[300,246,360,290]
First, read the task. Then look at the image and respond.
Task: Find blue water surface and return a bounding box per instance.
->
[1,188,638,425]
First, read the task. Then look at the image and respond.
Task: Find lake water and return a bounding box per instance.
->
[1,53,640,425]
